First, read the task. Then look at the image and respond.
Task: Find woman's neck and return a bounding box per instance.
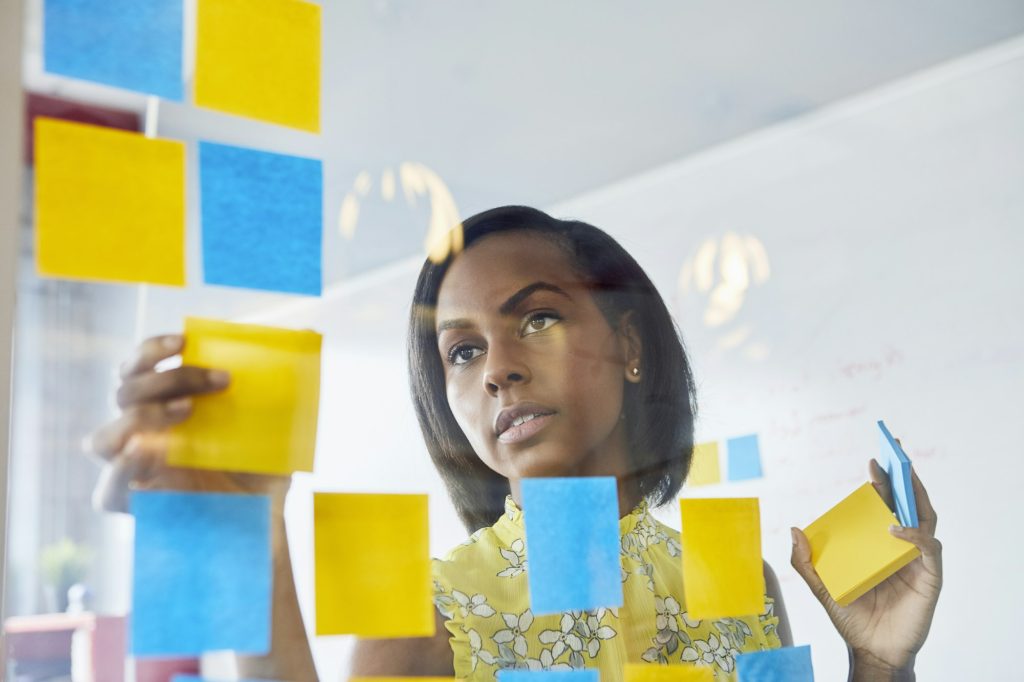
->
[509,475,643,518]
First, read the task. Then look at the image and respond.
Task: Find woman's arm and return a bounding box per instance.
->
[349,611,455,676]
[235,509,318,681]
[790,459,942,681]
[89,335,318,680]
[763,561,794,647]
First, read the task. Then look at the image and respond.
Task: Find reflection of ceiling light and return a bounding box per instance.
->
[338,162,462,263]
[678,232,771,329]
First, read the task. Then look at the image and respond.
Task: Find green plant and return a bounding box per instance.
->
[39,538,92,590]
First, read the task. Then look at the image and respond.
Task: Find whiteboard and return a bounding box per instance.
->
[259,37,1024,681]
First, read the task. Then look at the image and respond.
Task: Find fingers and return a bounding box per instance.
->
[120,335,184,379]
[90,433,168,513]
[117,365,229,408]
[909,466,938,535]
[890,524,943,581]
[87,398,193,461]
[790,527,837,610]
[868,459,895,512]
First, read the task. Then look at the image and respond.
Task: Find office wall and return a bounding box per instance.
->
[260,38,1024,680]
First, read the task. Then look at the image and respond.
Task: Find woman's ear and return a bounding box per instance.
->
[618,311,643,384]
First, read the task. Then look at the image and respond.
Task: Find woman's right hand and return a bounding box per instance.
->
[86,334,290,514]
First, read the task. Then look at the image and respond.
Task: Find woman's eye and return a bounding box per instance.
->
[449,345,484,366]
[523,313,561,335]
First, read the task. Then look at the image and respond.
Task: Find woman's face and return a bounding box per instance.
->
[435,231,641,483]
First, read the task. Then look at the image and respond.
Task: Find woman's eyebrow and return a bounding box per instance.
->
[436,281,573,335]
[497,281,573,315]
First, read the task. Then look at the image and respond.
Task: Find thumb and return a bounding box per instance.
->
[790,527,836,608]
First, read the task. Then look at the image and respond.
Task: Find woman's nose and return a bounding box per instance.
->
[482,344,531,395]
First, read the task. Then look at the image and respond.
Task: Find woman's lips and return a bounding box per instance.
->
[497,413,554,444]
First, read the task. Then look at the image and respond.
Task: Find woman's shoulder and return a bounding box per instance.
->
[433,521,524,578]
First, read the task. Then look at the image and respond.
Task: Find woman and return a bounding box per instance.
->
[89,206,942,681]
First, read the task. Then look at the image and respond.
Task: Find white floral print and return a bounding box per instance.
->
[493,610,534,658]
[497,538,527,578]
[453,590,496,619]
[466,628,496,672]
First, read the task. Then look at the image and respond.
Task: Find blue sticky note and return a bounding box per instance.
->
[520,477,623,614]
[727,433,763,481]
[498,671,599,682]
[199,141,322,296]
[878,420,918,528]
[44,0,183,100]
[131,491,271,656]
[736,644,814,681]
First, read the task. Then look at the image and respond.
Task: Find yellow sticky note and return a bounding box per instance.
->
[34,117,185,286]
[680,498,765,620]
[687,441,721,487]
[804,482,921,606]
[168,317,321,475]
[314,493,434,637]
[195,0,320,132]
[623,663,714,682]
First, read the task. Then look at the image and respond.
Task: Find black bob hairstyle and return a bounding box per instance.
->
[408,206,697,533]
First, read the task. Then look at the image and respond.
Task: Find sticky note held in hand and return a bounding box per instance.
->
[680,497,765,619]
[803,482,920,606]
[314,493,433,637]
[168,317,321,475]
[131,491,271,656]
[195,0,320,131]
[877,420,918,528]
[520,477,623,615]
[34,118,185,286]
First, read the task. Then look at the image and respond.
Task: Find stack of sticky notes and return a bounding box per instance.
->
[878,420,918,527]
[520,477,623,614]
[803,482,920,606]
[168,317,321,476]
[623,663,714,682]
[735,645,815,680]
[679,498,765,619]
[131,491,271,656]
[314,493,434,637]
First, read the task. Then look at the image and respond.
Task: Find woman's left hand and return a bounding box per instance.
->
[790,453,942,675]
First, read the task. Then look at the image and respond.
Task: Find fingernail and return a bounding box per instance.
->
[163,335,183,350]
[790,527,798,545]
[207,369,230,388]
[167,397,191,414]
[890,524,902,534]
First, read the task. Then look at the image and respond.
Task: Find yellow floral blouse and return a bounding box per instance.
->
[432,496,781,681]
